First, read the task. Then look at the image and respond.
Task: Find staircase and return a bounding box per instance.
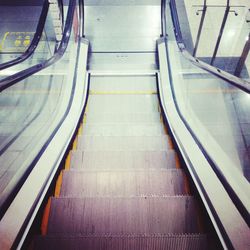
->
[34,75,208,249]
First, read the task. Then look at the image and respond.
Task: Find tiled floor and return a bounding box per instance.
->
[182,0,250,79]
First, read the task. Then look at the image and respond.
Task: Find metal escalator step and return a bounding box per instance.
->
[87,95,159,113]
[34,234,208,250]
[60,169,186,197]
[85,112,161,123]
[82,123,165,136]
[70,150,177,169]
[90,75,157,93]
[77,135,170,151]
[47,196,200,235]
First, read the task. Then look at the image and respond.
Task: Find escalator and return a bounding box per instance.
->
[0,0,249,249]
[34,75,210,249]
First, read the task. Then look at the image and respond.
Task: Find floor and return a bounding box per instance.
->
[180,0,250,79]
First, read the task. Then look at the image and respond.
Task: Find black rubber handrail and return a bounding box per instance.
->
[0,0,76,92]
[164,0,250,93]
[0,0,49,71]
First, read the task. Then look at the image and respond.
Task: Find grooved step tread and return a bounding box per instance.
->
[87,95,159,113]
[70,150,177,169]
[60,169,186,197]
[89,75,157,93]
[84,112,161,123]
[82,123,165,136]
[77,135,170,151]
[34,234,208,250]
[47,197,200,235]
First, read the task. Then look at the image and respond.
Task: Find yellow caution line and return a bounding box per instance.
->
[4,90,62,94]
[90,90,157,95]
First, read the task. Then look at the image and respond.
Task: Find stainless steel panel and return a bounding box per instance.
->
[70,150,177,169]
[34,234,208,250]
[60,169,186,196]
[90,75,157,92]
[77,135,170,151]
[85,5,161,52]
[48,196,200,235]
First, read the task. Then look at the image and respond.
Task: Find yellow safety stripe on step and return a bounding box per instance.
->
[183,174,191,195]
[73,137,78,150]
[163,124,168,135]
[175,154,181,169]
[168,137,174,149]
[160,113,163,123]
[41,197,51,235]
[65,151,71,170]
[83,114,87,124]
[89,90,157,95]
[78,123,83,136]
[54,171,63,197]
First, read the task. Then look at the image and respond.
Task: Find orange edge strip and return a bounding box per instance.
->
[65,150,71,170]
[197,205,205,233]
[168,137,174,149]
[41,197,52,235]
[83,114,87,123]
[73,137,78,150]
[54,171,63,198]
[40,107,81,235]
[78,123,83,136]
[175,154,181,169]
[183,174,191,195]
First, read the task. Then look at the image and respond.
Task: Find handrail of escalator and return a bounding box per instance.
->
[0,0,49,71]
[0,0,77,92]
[161,0,250,226]
[163,0,250,94]
[0,0,78,219]
[0,0,87,245]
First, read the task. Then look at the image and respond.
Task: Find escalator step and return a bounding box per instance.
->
[89,76,157,93]
[85,112,161,123]
[87,95,159,113]
[77,135,170,151]
[70,150,177,169]
[82,123,165,136]
[34,234,208,250]
[47,197,200,235]
[60,169,186,197]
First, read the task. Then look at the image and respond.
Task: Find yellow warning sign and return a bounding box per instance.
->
[0,32,45,53]
[23,39,31,47]
[14,39,22,47]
